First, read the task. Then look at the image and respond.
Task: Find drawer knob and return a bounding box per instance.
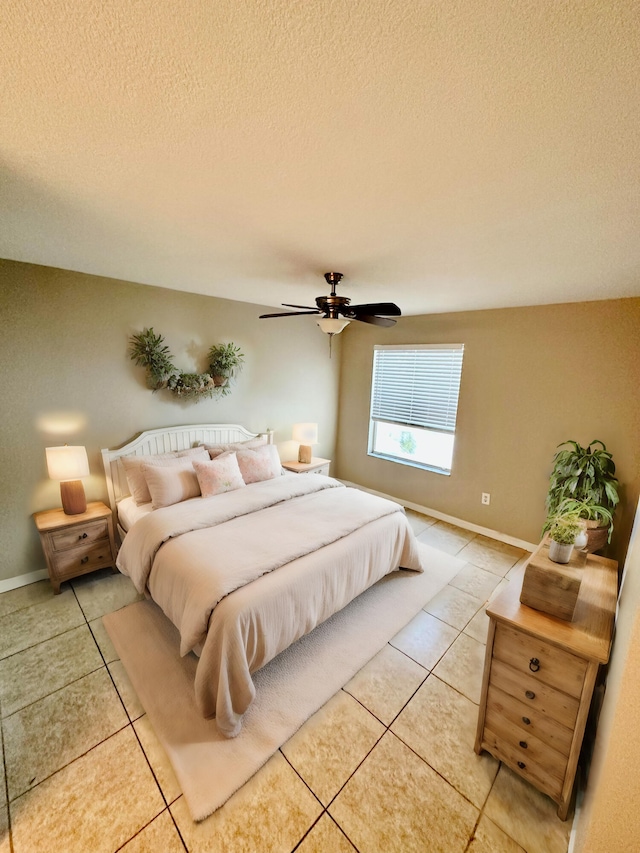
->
[529,657,540,672]
[79,532,88,539]
[525,690,536,700]
[519,740,528,749]
[80,556,89,565]
[517,761,526,769]
[522,716,531,725]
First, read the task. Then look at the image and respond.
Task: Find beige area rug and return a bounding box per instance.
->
[103,543,462,821]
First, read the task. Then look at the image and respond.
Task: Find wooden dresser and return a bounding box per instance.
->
[474,549,617,819]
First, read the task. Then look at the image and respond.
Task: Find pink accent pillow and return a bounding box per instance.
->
[193,454,246,497]
[231,444,282,485]
[141,459,202,509]
[122,448,208,505]
[203,438,267,459]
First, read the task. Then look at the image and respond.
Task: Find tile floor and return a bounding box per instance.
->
[0,514,574,853]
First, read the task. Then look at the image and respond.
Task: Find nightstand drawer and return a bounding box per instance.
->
[485,706,568,777]
[487,684,574,757]
[52,541,114,579]
[484,726,564,801]
[494,623,587,698]
[51,519,109,552]
[490,659,580,730]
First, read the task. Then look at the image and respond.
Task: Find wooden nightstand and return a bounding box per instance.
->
[281,457,331,476]
[34,501,118,594]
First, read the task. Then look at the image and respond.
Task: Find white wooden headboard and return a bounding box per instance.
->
[101,424,273,514]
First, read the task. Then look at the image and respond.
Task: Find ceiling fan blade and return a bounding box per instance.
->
[281,303,319,310]
[352,315,397,327]
[259,311,321,318]
[349,302,402,317]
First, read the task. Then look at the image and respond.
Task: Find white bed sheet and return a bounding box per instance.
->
[118,496,153,532]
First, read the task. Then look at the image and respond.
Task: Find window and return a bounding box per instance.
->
[368,344,464,474]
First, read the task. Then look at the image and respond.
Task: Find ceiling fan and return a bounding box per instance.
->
[259,272,401,336]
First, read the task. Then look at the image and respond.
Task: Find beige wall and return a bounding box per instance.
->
[336,299,640,562]
[0,260,341,584]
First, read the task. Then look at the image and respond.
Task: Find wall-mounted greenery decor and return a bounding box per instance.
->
[129,328,244,401]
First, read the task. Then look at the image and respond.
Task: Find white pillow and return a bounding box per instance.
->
[193,454,246,497]
[231,444,282,485]
[122,447,208,505]
[203,438,267,459]
[141,459,202,509]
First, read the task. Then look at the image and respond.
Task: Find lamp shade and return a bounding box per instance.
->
[317,317,350,335]
[46,446,90,481]
[292,423,318,445]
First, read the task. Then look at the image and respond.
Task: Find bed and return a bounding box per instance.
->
[102,423,422,737]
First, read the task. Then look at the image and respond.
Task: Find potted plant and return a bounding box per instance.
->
[545,439,619,551]
[208,343,244,388]
[546,513,582,564]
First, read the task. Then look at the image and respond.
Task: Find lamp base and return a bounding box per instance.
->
[60,480,87,515]
[298,445,312,464]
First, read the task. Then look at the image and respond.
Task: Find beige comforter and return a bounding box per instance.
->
[117,475,422,736]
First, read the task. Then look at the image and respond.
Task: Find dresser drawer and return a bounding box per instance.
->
[52,541,114,579]
[50,519,109,552]
[483,726,564,801]
[490,659,580,730]
[494,623,587,698]
[487,684,574,757]
[485,705,567,778]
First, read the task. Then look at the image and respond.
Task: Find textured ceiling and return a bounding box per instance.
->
[1,0,639,315]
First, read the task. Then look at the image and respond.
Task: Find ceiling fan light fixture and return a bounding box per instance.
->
[317,317,350,335]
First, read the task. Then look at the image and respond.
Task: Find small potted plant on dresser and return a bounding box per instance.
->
[545,439,620,552]
[545,513,583,564]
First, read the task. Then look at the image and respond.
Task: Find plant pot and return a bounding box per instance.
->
[585,521,609,553]
[212,375,228,387]
[548,540,574,564]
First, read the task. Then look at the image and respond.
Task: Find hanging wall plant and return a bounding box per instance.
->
[129,328,244,401]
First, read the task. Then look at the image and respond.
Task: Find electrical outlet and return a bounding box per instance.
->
[481,493,491,505]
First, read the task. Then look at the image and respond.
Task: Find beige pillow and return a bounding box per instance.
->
[122,447,208,505]
[193,454,246,497]
[230,444,282,485]
[203,438,267,459]
[142,459,202,509]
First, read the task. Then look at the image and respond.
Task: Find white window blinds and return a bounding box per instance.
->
[370,344,464,434]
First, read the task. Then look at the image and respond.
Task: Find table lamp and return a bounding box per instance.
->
[46,445,90,515]
[292,423,318,464]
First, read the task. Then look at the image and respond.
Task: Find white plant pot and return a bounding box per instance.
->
[549,540,574,564]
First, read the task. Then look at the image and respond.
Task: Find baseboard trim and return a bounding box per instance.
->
[340,480,537,553]
[0,568,48,594]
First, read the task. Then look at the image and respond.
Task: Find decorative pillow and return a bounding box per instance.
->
[122,447,208,505]
[232,443,282,485]
[141,459,202,509]
[193,454,246,498]
[203,438,267,459]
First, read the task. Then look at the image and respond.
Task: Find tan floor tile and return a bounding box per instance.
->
[463,606,491,644]
[134,715,182,804]
[89,616,119,662]
[449,563,503,602]
[423,584,484,630]
[471,535,526,560]
[0,727,5,808]
[456,539,521,576]
[468,815,526,852]
[119,810,185,853]
[295,813,357,852]
[488,577,511,604]
[10,727,164,853]
[329,732,478,853]
[0,580,55,618]
[433,632,486,704]
[417,521,475,555]
[390,610,458,670]
[3,667,128,799]
[404,509,437,536]
[344,644,427,725]
[109,660,145,721]
[0,591,84,659]
[171,751,322,853]
[0,625,103,717]
[484,765,571,853]
[0,805,9,853]
[281,691,384,805]
[72,568,144,621]
[392,675,498,808]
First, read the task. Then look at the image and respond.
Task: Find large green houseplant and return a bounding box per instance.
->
[545,439,619,549]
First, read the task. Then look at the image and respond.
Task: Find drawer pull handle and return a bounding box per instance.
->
[79,532,88,540]
[80,556,89,565]
[529,658,540,672]
[522,716,531,725]
[519,740,528,749]
[517,761,526,769]
[525,690,536,700]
